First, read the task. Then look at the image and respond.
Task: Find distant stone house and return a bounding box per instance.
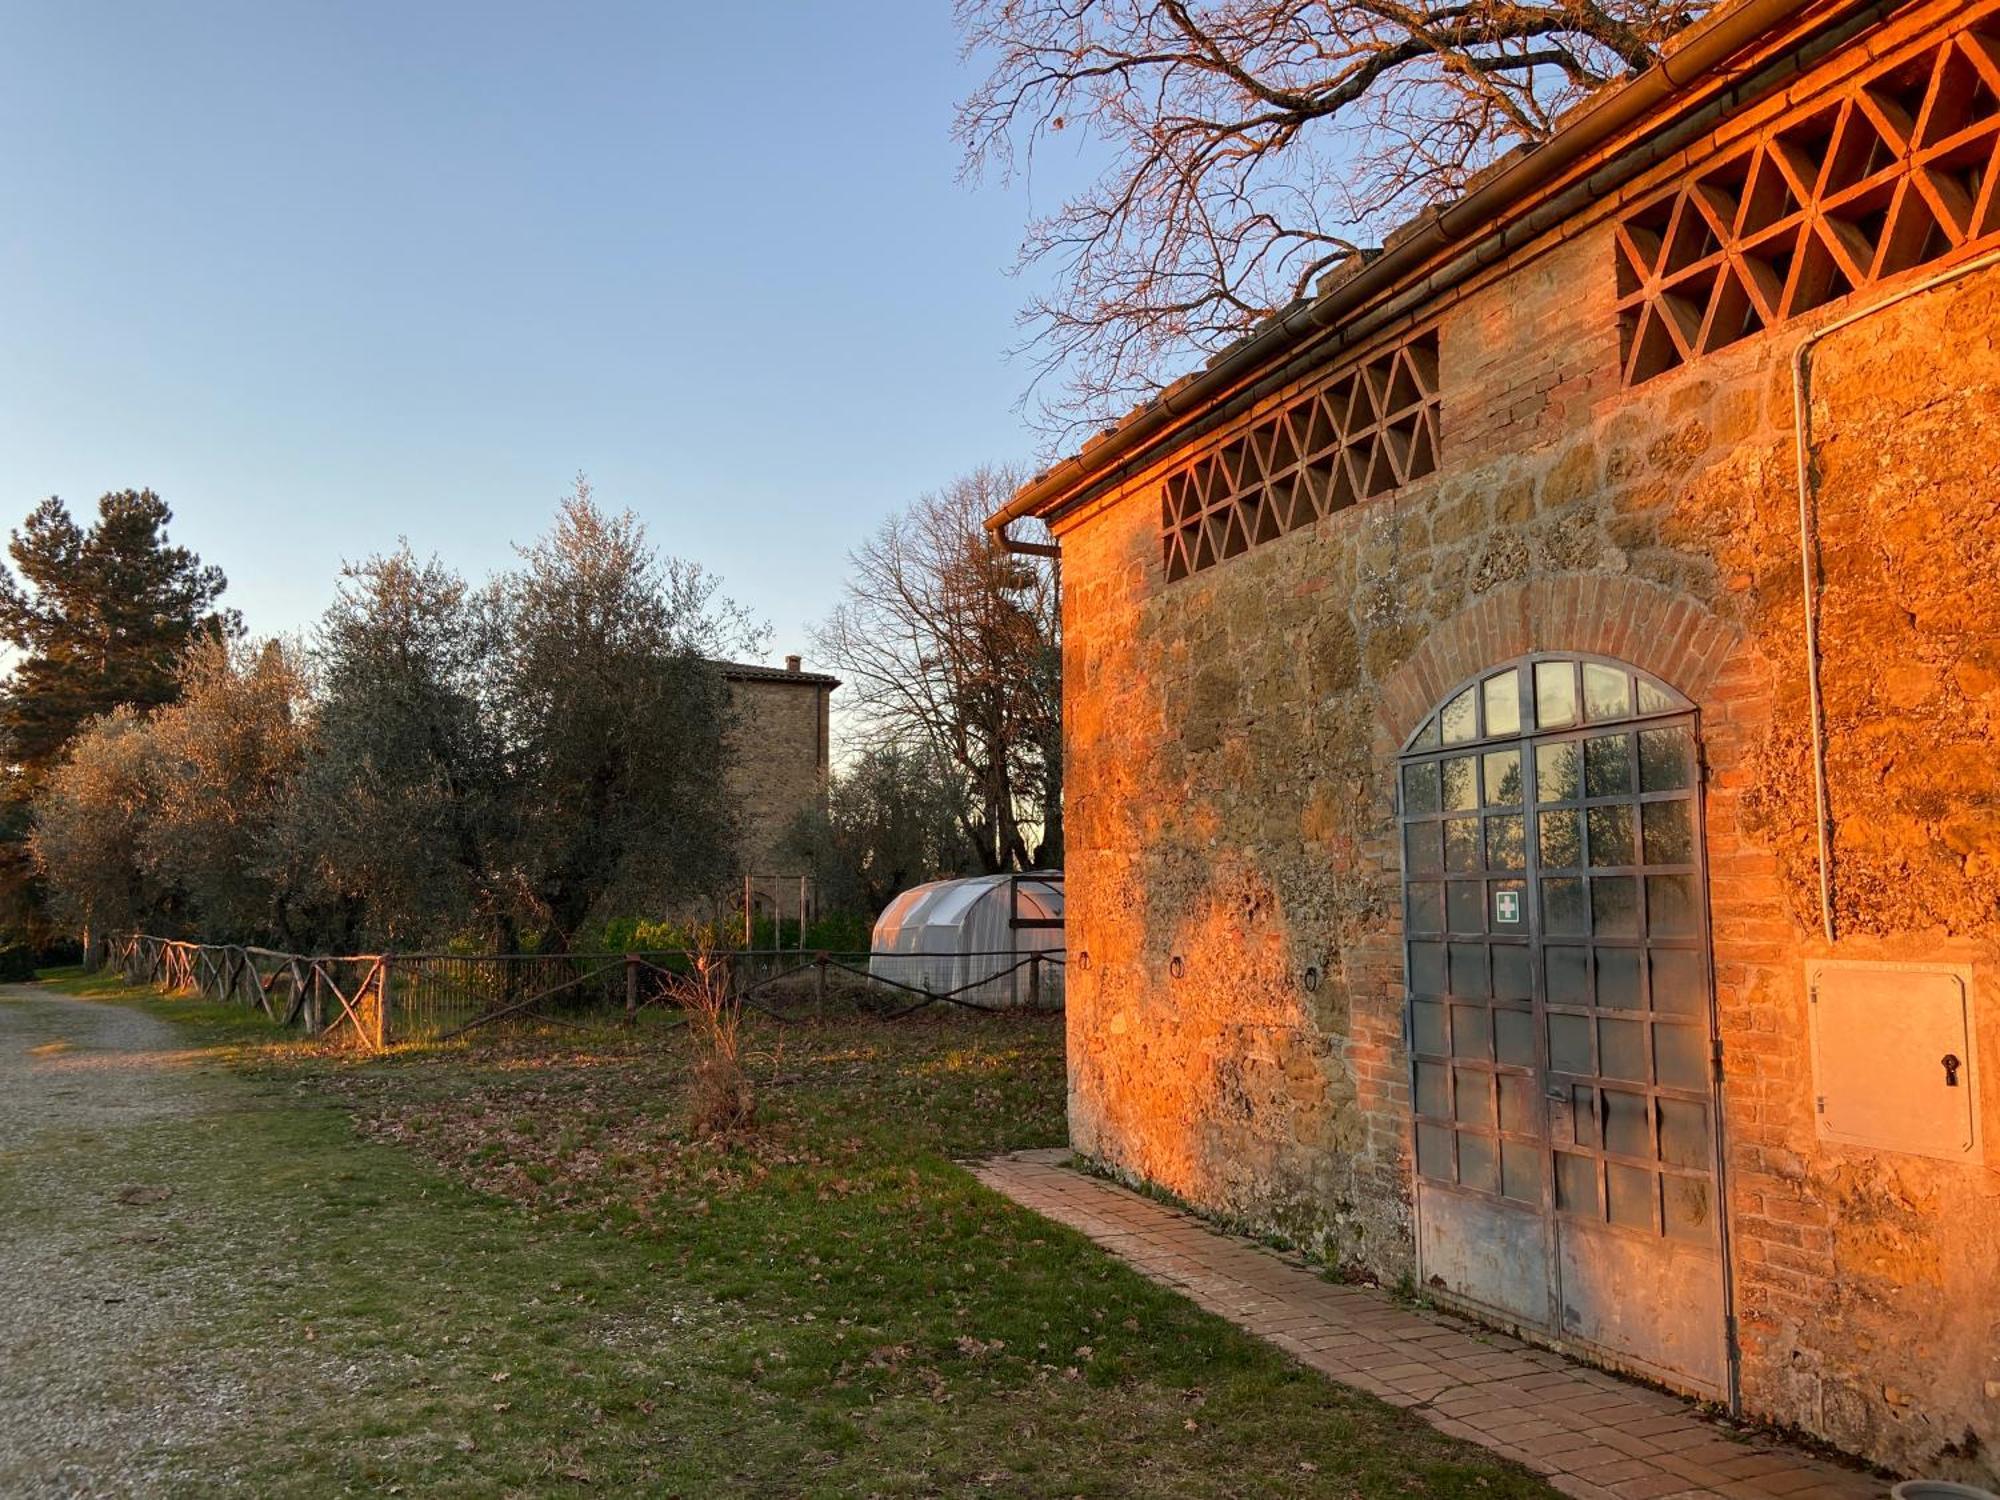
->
[988,0,2000,1482]
[716,656,837,918]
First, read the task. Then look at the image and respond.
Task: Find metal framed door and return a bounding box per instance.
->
[1399,654,1729,1399]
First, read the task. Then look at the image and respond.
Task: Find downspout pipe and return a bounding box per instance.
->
[996,531,1060,559]
[1788,247,2000,945]
[989,0,1874,550]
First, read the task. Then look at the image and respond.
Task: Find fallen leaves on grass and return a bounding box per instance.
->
[322,1012,1065,1239]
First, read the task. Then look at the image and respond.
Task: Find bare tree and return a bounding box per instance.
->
[956,0,1708,429]
[816,469,1061,875]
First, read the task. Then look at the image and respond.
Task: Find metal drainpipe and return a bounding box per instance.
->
[1789,247,2000,945]
[995,526,1059,559]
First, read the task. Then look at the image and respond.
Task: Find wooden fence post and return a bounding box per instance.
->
[624,954,639,1025]
[377,957,392,1051]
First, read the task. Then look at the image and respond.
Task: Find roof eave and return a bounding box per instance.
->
[987,0,1877,538]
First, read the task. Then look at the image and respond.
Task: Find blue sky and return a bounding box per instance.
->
[0,2,1088,662]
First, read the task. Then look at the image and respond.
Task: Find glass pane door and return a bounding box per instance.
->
[1403,657,1728,1398]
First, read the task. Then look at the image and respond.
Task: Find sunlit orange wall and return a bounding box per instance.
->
[1048,2,2000,1475]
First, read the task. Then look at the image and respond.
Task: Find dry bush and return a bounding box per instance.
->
[673,934,754,1136]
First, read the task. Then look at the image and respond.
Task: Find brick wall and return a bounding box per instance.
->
[1048,1,2000,1476]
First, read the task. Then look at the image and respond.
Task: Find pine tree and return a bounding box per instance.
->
[0,490,238,939]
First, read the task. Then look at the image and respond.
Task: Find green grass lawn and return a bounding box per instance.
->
[27,968,1556,1498]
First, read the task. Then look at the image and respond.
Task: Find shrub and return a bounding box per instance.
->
[673,934,753,1136]
[749,910,872,953]
[592,908,873,958]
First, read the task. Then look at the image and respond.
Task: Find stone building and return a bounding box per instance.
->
[987,0,2000,1482]
[717,656,837,917]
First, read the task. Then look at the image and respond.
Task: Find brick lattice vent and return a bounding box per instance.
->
[1161,326,1441,582]
[1616,5,2000,384]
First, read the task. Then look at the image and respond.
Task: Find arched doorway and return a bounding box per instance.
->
[1398,653,1730,1400]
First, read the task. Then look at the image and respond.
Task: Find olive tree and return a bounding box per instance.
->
[34,482,763,957]
[278,547,506,950]
[782,745,979,916]
[143,636,315,943]
[29,707,166,946]
[488,481,760,948]
[0,489,237,942]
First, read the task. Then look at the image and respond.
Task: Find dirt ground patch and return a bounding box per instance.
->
[0,989,257,1494]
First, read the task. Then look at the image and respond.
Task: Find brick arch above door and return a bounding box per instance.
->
[1377,577,1747,750]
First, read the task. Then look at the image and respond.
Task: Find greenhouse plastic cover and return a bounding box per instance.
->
[869,873,1064,1008]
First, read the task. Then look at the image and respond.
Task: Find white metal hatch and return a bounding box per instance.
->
[1807,960,1982,1164]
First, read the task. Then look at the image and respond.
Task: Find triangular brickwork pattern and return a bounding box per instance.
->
[1162,328,1441,583]
[1618,9,2000,383]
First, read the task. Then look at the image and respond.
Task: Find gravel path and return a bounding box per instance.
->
[0,987,237,1497]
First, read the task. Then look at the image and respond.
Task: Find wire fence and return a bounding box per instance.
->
[95,932,1065,1052]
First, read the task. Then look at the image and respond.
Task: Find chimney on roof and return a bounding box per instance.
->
[785,654,802,674]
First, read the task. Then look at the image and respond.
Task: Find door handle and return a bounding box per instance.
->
[1943,1053,1962,1087]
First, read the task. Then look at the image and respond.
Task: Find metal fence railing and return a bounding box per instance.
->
[93,933,1065,1052]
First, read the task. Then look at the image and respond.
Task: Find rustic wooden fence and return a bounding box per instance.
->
[93,934,1064,1052]
[107,933,392,1048]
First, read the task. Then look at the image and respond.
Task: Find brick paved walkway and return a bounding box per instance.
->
[973,1149,1889,1500]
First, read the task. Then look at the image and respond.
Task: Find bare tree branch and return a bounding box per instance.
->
[813,469,1062,875]
[956,0,1709,439]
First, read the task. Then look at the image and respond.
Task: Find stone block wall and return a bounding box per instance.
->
[722,671,832,910]
[1051,36,2000,1474]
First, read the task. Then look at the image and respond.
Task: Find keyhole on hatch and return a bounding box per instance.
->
[1942,1053,1962,1088]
